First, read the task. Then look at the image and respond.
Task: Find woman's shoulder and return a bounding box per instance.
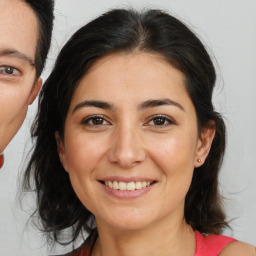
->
[219,241,256,256]
[195,231,255,256]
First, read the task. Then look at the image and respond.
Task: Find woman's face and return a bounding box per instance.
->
[58,52,213,231]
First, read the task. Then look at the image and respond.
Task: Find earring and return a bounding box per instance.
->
[197,158,201,163]
[0,153,4,169]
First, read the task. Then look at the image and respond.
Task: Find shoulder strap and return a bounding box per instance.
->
[195,231,237,256]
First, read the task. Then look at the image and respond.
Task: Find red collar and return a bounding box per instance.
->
[0,154,4,168]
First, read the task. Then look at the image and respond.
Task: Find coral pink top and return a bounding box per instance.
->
[195,230,236,256]
[63,230,237,256]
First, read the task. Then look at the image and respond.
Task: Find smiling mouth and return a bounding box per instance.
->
[103,181,155,191]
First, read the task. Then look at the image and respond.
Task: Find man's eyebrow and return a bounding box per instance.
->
[138,98,185,111]
[72,100,114,114]
[0,49,35,66]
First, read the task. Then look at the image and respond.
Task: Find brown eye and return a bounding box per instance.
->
[153,117,167,126]
[91,117,104,125]
[81,115,110,126]
[146,115,174,127]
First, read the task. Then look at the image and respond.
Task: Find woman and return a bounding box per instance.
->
[23,9,255,256]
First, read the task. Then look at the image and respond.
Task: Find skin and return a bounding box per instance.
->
[57,53,255,256]
[0,0,42,153]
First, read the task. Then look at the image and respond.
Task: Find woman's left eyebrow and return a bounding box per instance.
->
[138,98,185,111]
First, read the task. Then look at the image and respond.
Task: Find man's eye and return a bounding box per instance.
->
[0,66,20,75]
[147,115,174,126]
[81,116,109,126]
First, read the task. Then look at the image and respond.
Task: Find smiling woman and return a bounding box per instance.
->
[23,8,255,256]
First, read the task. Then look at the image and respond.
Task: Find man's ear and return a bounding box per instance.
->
[55,131,69,172]
[194,124,215,168]
[28,78,42,105]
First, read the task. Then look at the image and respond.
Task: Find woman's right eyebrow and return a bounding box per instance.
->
[72,100,114,114]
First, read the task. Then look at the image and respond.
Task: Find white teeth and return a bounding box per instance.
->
[127,182,135,191]
[106,181,113,188]
[135,181,142,189]
[119,182,127,190]
[113,181,119,189]
[104,181,152,190]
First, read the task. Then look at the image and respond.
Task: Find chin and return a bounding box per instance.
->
[96,208,156,231]
[108,219,152,231]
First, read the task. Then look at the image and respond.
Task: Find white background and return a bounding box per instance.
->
[0,0,256,255]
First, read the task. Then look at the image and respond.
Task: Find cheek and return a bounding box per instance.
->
[148,133,197,196]
[0,90,26,113]
[64,132,108,213]
[0,87,30,131]
[149,133,197,171]
[0,88,30,150]
[64,130,107,175]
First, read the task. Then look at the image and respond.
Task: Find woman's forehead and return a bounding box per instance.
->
[76,53,185,94]
[68,52,194,114]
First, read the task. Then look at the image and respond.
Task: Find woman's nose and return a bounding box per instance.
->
[107,125,146,168]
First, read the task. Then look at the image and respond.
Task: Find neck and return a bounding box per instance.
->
[93,217,195,256]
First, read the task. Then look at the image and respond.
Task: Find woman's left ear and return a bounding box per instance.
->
[194,124,215,168]
[55,131,69,172]
[28,78,43,105]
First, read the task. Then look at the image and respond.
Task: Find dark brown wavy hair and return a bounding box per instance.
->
[23,8,228,245]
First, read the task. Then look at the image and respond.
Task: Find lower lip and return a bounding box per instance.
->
[100,182,155,199]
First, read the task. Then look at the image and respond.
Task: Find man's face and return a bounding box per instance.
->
[0,0,42,152]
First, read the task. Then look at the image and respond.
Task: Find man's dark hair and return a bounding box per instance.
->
[24,0,55,77]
